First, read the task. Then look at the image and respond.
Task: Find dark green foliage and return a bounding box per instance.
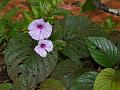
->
[70,71,98,90]
[85,37,120,67]
[52,16,103,65]
[82,0,96,12]
[4,33,58,90]
[52,16,102,40]
[60,38,89,66]
[51,59,94,89]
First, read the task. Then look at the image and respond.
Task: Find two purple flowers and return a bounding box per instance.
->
[28,19,53,57]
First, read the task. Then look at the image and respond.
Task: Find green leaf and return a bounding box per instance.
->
[70,71,98,90]
[53,8,71,16]
[52,16,102,65]
[0,83,14,90]
[102,17,117,31]
[4,33,58,90]
[85,37,120,67]
[24,11,33,23]
[0,0,10,10]
[60,38,89,66]
[40,78,66,90]
[82,0,96,12]
[31,5,38,19]
[51,59,93,89]
[51,59,82,89]
[53,16,102,40]
[94,68,120,90]
[109,31,120,50]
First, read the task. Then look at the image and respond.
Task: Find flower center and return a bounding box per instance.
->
[37,24,43,29]
[40,44,46,48]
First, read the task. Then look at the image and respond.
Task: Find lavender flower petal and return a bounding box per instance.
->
[34,45,47,57]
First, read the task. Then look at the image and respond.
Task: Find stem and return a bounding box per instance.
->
[1,24,8,42]
[94,0,120,16]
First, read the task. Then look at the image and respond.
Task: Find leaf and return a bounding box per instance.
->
[70,71,98,90]
[60,38,90,66]
[52,16,102,40]
[52,16,102,65]
[50,59,93,89]
[4,33,58,90]
[94,68,120,90]
[31,5,38,18]
[24,11,33,23]
[109,31,120,50]
[40,78,66,90]
[82,0,96,12]
[53,8,71,16]
[0,83,14,90]
[0,0,10,10]
[85,37,120,67]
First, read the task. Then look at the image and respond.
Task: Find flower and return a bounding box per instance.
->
[34,40,53,57]
[28,19,52,40]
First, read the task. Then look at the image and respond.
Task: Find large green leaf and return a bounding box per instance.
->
[70,71,98,90]
[82,0,96,12]
[94,68,120,90]
[85,37,120,67]
[52,16,102,40]
[4,33,58,90]
[40,78,66,90]
[0,83,14,90]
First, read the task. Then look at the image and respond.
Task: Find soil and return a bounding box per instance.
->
[0,0,120,84]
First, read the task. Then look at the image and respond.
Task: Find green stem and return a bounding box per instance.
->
[1,25,8,42]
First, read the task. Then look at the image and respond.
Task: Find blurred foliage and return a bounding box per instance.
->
[0,0,10,10]
[0,83,14,90]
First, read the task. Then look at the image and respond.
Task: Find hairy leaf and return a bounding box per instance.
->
[85,37,120,67]
[94,68,120,90]
[4,33,58,90]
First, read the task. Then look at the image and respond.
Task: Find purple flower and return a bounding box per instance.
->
[34,40,53,57]
[28,19,52,40]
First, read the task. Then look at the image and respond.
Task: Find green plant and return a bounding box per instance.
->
[0,0,120,90]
